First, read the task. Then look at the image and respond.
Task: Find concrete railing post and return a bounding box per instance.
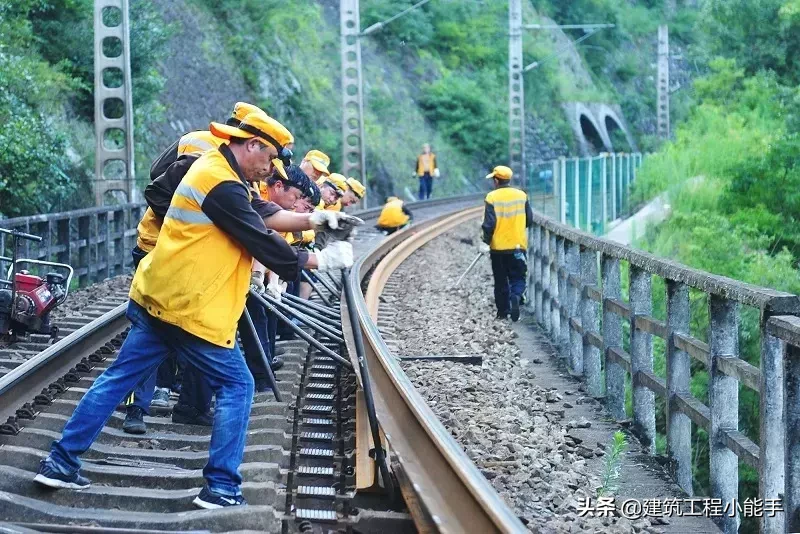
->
[708,296,740,534]
[566,240,582,374]
[666,280,693,495]
[533,225,542,322]
[581,247,601,396]
[630,266,656,454]
[760,322,785,534]
[556,237,569,358]
[602,255,625,419]
[786,343,800,533]
[549,233,559,339]
[541,229,551,332]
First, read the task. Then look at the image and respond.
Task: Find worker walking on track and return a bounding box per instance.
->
[480,165,533,322]
[34,111,357,509]
[415,143,438,200]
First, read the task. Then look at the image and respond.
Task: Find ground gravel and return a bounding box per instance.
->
[52,275,131,320]
[386,222,656,533]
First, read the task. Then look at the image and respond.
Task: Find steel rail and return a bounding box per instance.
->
[347,205,526,533]
[0,302,129,423]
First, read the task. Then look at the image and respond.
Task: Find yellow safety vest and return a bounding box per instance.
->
[416,153,437,176]
[377,199,410,228]
[484,187,529,252]
[130,149,254,347]
[136,131,224,253]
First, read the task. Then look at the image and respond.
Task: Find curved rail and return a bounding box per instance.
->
[348,206,526,533]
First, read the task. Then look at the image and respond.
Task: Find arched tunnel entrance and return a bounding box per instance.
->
[605,115,632,152]
[579,114,605,155]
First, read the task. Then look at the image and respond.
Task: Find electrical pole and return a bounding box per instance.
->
[340,0,367,204]
[508,0,525,181]
[93,0,136,206]
[657,25,670,140]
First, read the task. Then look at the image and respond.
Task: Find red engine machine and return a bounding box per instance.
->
[0,227,73,342]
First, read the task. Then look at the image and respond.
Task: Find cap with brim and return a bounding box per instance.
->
[210,111,294,149]
[317,173,347,196]
[346,177,366,199]
[271,159,289,181]
[229,102,264,124]
[486,165,513,180]
[304,150,331,176]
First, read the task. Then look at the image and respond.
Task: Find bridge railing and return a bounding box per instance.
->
[528,152,643,235]
[0,204,146,287]
[528,209,799,534]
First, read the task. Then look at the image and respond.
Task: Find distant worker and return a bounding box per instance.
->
[415,143,438,200]
[479,165,533,322]
[376,196,412,234]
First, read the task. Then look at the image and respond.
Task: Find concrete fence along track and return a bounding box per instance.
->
[527,207,800,534]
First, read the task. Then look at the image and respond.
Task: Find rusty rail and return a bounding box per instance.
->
[528,208,800,534]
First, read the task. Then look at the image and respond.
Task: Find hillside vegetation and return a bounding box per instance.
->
[629,1,800,525]
[1,0,694,217]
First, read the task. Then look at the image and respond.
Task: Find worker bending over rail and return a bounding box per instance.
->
[34,112,358,510]
[376,196,413,234]
[480,165,533,322]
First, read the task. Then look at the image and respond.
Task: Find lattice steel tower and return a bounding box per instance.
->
[93,0,136,205]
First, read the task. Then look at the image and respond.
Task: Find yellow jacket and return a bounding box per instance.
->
[481,185,533,252]
[131,149,256,347]
[377,198,410,228]
[137,131,225,253]
[416,153,437,176]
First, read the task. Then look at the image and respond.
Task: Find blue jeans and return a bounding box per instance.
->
[47,300,254,496]
[418,173,433,200]
[490,251,528,315]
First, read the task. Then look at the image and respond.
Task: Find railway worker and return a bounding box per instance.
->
[122,103,262,434]
[288,184,322,302]
[35,112,358,509]
[241,164,314,393]
[299,149,331,182]
[480,165,533,322]
[343,177,366,207]
[316,173,348,211]
[415,143,438,200]
[376,196,412,235]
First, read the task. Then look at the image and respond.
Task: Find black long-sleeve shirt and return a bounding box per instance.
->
[145,144,306,280]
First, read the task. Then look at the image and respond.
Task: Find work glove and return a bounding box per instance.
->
[266,278,282,302]
[309,211,364,231]
[479,242,491,254]
[315,240,354,271]
[250,271,265,293]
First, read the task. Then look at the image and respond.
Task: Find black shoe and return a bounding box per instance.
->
[122,406,147,435]
[172,404,213,426]
[193,486,247,509]
[510,296,521,322]
[496,311,509,320]
[34,459,91,490]
[270,356,284,371]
